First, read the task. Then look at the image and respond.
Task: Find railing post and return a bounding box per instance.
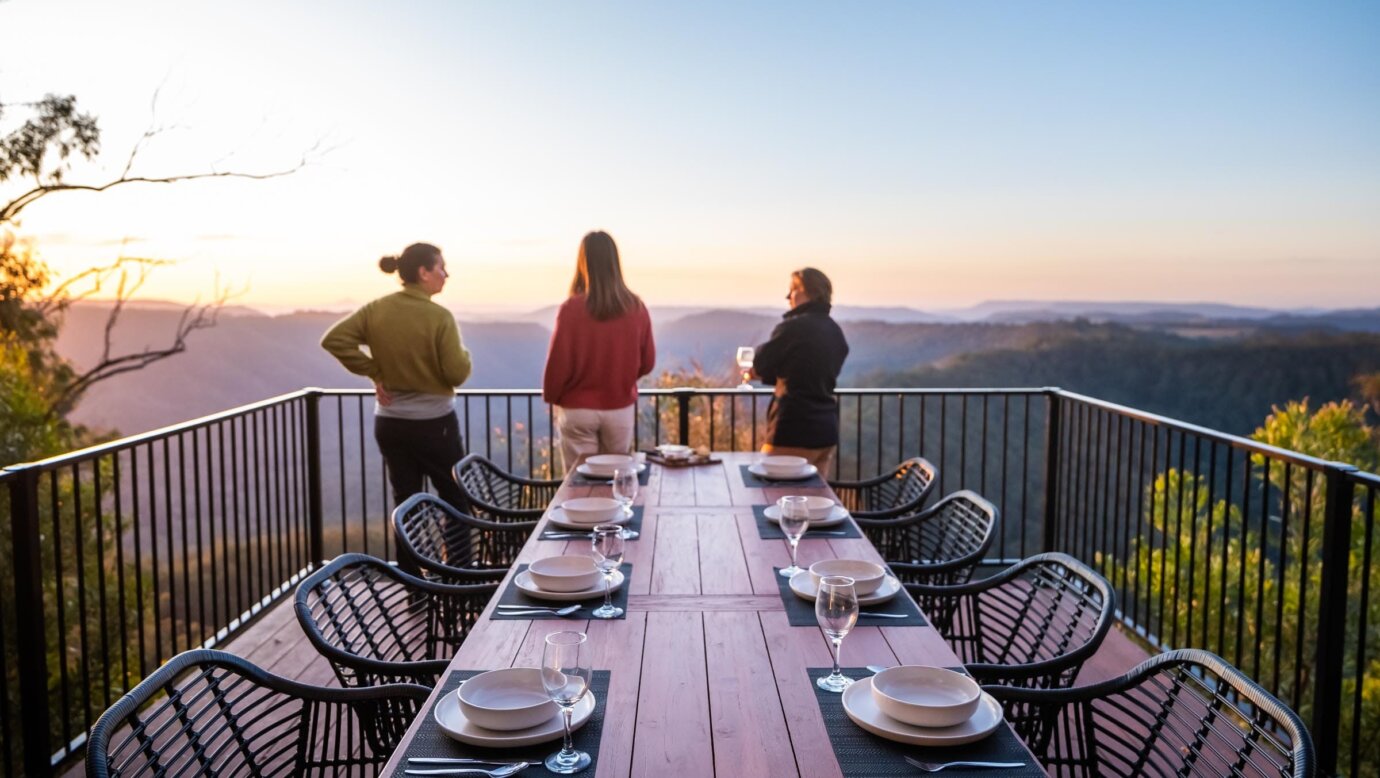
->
[304,389,325,567]
[1313,465,1356,777]
[6,465,53,776]
[676,388,693,446]
[1041,388,1063,554]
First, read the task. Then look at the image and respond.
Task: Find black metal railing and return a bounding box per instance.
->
[1,385,1374,775]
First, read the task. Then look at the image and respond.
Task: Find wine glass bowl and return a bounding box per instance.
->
[735,346,755,390]
[541,631,593,774]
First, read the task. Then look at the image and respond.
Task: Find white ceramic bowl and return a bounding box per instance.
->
[584,454,636,476]
[656,444,693,460]
[561,497,623,524]
[527,555,602,592]
[870,666,982,728]
[457,667,559,731]
[809,559,887,596]
[802,495,835,520]
[762,455,809,478]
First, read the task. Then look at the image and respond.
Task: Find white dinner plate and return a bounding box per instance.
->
[789,570,901,606]
[748,463,819,481]
[513,569,625,602]
[575,462,647,480]
[764,503,850,528]
[545,506,632,530]
[434,685,596,747]
[841,677,1002,746]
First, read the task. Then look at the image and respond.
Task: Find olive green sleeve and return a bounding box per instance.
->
[437,316,472,387]
[320,307,380,380]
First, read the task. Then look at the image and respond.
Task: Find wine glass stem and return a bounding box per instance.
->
[602,571,613,610]
[831,637,843,677]
[788,538,799,569]
[560,704,575,755]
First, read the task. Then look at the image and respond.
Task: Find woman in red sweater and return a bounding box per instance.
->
[542,231,656,473]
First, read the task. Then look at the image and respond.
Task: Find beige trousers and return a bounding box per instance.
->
[760,444,836,478]
[556,405,636,474]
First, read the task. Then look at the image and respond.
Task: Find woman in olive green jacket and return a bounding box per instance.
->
[321,242,473,514]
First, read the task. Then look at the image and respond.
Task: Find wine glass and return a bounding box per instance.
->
[815,575,859,693]
[777,495,811,578]
[541,631,593,774]
[612,467,640,540]
[735,346,755,390]
[590,524,625,619]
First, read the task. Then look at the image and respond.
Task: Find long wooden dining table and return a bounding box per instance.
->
[381,452,1036,777]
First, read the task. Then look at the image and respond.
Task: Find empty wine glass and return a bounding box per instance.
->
[735,346,755,390]
[778,495,811,578]
[590,524,625,619]
[541,631,593,774]
[612,467,640,540]
[815,575,859,693]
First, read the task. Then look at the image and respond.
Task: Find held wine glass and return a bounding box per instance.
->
[541,631,593,774]
[590,524,625,619]
[778,495,811,578]
[735,346,755,390]
[612,467,640,540]
[815,575,859,692]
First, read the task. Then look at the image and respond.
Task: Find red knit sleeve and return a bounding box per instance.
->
[542,301,575,404]
[638,303,656,378]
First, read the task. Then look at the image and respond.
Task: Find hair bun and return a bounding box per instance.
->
[378,255,399,274]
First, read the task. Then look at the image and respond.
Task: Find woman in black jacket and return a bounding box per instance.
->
[752,267,849,475]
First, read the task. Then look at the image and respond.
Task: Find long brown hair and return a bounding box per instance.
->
[570,231,639,321]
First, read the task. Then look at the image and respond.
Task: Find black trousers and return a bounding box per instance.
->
[375,412,470,573]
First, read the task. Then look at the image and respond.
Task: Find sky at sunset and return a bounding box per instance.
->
[2,0,1377,314]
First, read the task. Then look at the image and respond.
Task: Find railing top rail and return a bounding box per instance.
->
[1,389,313,473]
[319,386,1050,398]
[1054,389,1356,472]
[1350,470,1380,488]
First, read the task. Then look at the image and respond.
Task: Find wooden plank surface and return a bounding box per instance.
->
[375,452,1030,777]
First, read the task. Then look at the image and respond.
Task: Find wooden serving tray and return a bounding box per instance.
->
[644,452,722,468]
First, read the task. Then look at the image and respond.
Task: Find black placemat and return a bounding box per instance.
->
[570,466,651,486]
[753,504,862,539]
[491,563,633,620]
[393,669,611,775]
[739,463,827,488]
[773,568,927,627]
[541,506,644,542]
[808,667,1042,777]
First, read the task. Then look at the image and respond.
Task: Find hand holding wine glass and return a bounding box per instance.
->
[735,346,755,390]
[541,631,593,774]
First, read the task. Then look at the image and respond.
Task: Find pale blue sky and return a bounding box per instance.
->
[2,0,1377,311]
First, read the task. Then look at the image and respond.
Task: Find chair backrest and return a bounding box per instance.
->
[913,552,1115,689]
[990,649,1314,778]
[907,489,997,578]
[87,649,428,777]
[454,453,559,520]
[392,492,527,582]
[295,553,494,687]
[886,457,938,511]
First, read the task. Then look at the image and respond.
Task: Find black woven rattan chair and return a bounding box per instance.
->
[854,489,996,586]
[828,457,938,519]
[393,492,534,583]
[86,648,429,777]
[986,648,1314,777]
[904,552,1115,697]
[455,453,562,523]
[295,553,497,688]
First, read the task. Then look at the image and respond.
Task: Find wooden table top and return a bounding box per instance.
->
[382,452,1015,777]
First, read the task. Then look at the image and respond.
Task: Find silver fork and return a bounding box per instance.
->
[404,762,529,776]
[495,604,581,616]
[860,611,910,619]
[904,756,1026,772]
